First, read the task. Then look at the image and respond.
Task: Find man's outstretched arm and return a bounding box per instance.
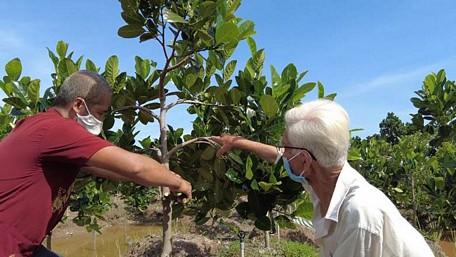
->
[211,135,279,163]
[87,146,192,200]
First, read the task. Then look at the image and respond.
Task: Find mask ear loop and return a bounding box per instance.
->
[288,151,307,177]
[80,99,93,116]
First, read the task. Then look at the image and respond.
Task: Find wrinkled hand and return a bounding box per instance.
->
[211,134,241,157]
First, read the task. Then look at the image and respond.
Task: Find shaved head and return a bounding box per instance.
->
[54,70,112,107]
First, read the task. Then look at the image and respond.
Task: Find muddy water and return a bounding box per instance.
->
[439,241,456,257]
[52,224,162,257]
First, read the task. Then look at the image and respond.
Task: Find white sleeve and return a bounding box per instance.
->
[333,227,382,257]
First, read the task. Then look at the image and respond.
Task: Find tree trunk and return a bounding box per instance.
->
[160,100,173,257]
[161,196,173,257]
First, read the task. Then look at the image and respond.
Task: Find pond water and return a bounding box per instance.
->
[50,224,456,257]
[51,224,162,257]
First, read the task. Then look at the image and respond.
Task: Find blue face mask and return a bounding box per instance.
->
[283,152,308,185]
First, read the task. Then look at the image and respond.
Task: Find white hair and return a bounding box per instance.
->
[284,99,350,168]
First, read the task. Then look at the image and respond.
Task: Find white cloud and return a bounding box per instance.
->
[338,59,456,100]
[0,28,24,51]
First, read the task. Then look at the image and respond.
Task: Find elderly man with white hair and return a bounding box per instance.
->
[212,99,434,257]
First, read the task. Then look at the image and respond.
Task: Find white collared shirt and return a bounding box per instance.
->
[308,163,435,257]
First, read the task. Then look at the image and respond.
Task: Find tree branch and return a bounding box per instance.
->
[166,137,218,159]
[112,105,160,121]
[166,55,191,73]
[159,9,169,61]
[165,99,235,111]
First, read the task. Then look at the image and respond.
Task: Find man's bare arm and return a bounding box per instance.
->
[80,166,130,182]
[211,135,279,163]
[87,146,192,200]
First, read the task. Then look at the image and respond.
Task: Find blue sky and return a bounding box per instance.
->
[1,1,455,139]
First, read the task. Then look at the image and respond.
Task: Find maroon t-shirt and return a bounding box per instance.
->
[0,108,112,257]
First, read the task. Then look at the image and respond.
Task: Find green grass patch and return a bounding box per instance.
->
[218,237,318,257]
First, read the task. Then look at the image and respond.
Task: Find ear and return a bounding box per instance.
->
[71,98,86,117]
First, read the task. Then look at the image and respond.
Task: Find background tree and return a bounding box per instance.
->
[351,69,456,240]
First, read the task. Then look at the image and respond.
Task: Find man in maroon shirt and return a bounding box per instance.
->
[0,71,192,257]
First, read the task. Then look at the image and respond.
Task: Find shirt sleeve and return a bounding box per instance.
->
[39,120,113,167]
[333,227,382,257]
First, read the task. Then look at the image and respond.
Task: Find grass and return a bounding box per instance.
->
[218,237,318,257]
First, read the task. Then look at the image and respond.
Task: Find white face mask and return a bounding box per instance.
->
[76,99,103,135]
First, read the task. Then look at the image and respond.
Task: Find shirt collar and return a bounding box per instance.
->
[312,162,360,239]
[324,162,358,222]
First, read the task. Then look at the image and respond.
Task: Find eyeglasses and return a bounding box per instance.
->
[276,145,317,160]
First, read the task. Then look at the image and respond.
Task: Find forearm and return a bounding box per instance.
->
[231,137,279,163]
[132,154,182,189]
[88,146,182,190]
[81,166,130,182]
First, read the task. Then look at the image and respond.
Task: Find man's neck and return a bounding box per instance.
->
[308,165,342,217]
[53,106,71,119]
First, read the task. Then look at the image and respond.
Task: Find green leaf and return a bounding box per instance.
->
[163,9,187,23]
[139,32,157,42]
[216,22,239,45]
[347,147,361,161]
[245,156,253,180]
[424,74,436,94]
[281,64,297,83]
[392,187,403,193]
[292,82,315,103]
[135,56,151,79]
[293,199,313,218]
[228,152,243,165]
[223,60,237,81]
[0,81,13,96]
[118,24,145,38]
[47,48,59,68]
[251,49,265,71]
[258,181,274,191]
[246,37,257,55]
[5,58,22,81]
[86,59,98,72]
[139,136,152,149]
[105,55,119,86]
[433,177,444,190]
[255,216,271,231]
[138,109,154,125]
[317,81,324,98]
[229,88,242,104]
[56,41,68,58]
[436,69,446,83]
[3,97,27,109]
[121,11,144,25]
[201,146,216,160]
[238,20,255,39]
[200,1,216,18]
[325,93,337,100]
[250,179,259,190]
[260,95,278,118]
[270,65,281,87]
[65,59,77,75]
[27,79,40,105]
[185,73,197,88]
[226,168,243,184]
